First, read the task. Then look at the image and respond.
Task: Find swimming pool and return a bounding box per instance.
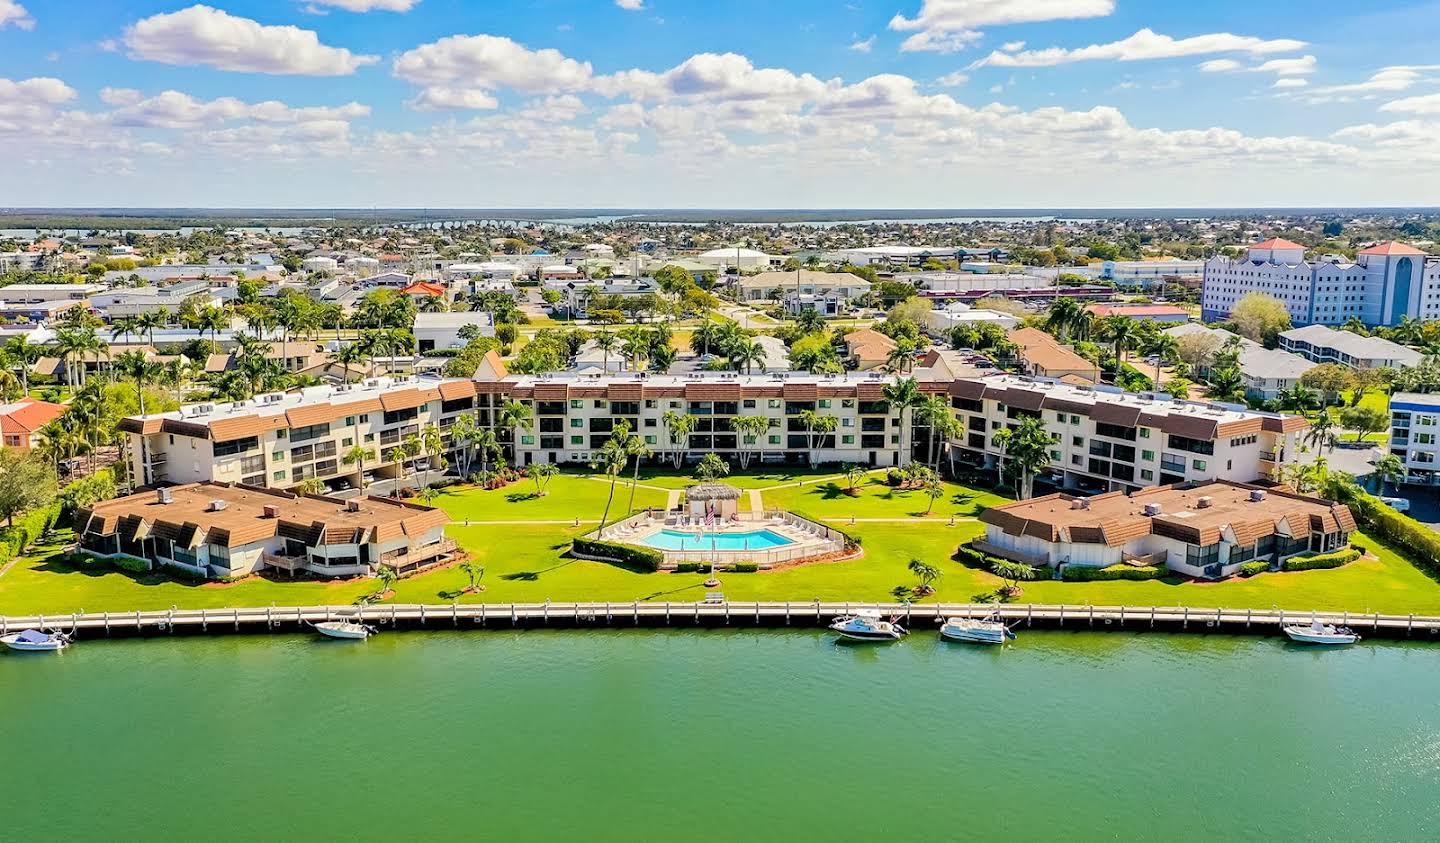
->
[639,529,796,551]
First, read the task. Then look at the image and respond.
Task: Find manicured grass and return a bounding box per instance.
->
[629,466,851,490]
[5,474,1440,616]
[431,473,667,522]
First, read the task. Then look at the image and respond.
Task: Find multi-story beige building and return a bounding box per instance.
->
[944,374,1310,494]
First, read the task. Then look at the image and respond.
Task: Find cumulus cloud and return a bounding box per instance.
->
[889,0,1114,53]
[1273,78,1307,89]
[123,5,378,76]
[1379,92,1440,115]
[1198,59,1242,73]
[934,71,969,87]
[394,34,592,109]
[306,0,419,9]
[615,0,644,9]
[850,35,876,53]
[595,52,834,105]
[1294,65,1440,103]
[969,29,1306,68]
[0,0,33,30]
[101,89,369,129]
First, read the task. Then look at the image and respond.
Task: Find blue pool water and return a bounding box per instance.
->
[640,529,795,551]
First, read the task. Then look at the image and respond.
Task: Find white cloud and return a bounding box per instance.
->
[0,0,33,30]
[850,35,876,53]
[1378,92,1440,116]
[1254,55,1315,76]
[615,0,644,9]
[889,0,1114,53]
[123,5,377,76]
[1273,78,1307,89]
[305,0,419,10]
[1000,41,1024,51]
[1199,59,1242,73]
[594,52,834,105]
[394,34,593,109]
[517,94,587,123]
[101,89,369,129]
[969,28,1305,68]
[1333,119,1436,147]
[935,71,969,87]
[1296,65,1440,103]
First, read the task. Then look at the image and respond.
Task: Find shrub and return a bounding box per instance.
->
[571,537,663,573]
[1282,548,1360,572]
[729,562,758,573]
[885,468,907,487]
[675,562,704,573]
[158,560,208,583]
[58,470,117,514]
[112,554,151,574]
[1062,563,1167,582]
[1239,560,1271,577]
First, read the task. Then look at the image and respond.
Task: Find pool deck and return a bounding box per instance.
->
[596,511,846,569]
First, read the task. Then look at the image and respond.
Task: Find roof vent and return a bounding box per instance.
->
[1070,497,1090,511]
[157,488,174,505]
[1196,496,1214,509]
[1143,502,1163,516]
[262,504,280,518]
[346,500,362,512]
[208,499,227,512]
[1250,489,1267,502]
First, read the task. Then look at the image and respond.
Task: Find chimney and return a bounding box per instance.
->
[1143,502,1163,516]
[1197,496,1214,509]
[346,500,362,512]
[1250,489,1267,502]
[262,505,280,518]
[157,488,174,505]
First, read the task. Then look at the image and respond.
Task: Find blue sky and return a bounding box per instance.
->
[2,0,1439,207]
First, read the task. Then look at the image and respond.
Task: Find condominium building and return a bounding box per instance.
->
[120,373,495,495]
[944,374,1310,493]
[1164,323,1315,400]
[75,482,453,579]
[1202,239,1440,327]
[1389,392,1440,487]
[978,481,1354,579]
[1278,324,1423,370]
[498,370,910,467]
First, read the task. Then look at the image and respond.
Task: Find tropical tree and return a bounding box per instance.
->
[0,449,57,527]
[725,414,767,470]
[592,436,629,534]
[1,334,36,395]
[1100,314,1138,370]
[1276,383,1319,415]
[528,461,559,496]
[990,558,1038,597]
[920,469,944,515]
[1338,404,1389,442]
[696,452,730,482]
[1044,298,1083,341]
[907,559,941,595]
[797,410,837,467]
[498,399,533,460]
[1141,332,1177,389]
[844,463,867,494]
[795,306,826,335]
[113,349,161,416]
[372,563,399,599]
[882,376,923,467]
[617,423,651,513]
[992,415,1052,499]
[329,342,368,383]
[1372,453,1405,494]
[662,410,696,469]
[1305,412,1339,455]
[343,444,376,495]
[195,304,230,349]
[729,337,768,374]
[294,477,328,496]
[914,393,959,471]
[458,560,486,594]
[1205,365,1246,403]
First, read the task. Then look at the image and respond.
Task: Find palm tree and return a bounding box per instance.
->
[372,563,399,599]
[592,437,628,534]
[1306,412,1339,456]
[797,410,837,467]
[844,463,867,494]
[885,338,916,374]
[1142,333,1177,390]
[1205,366,1246,403]
[696,452,729,482]
[1045,298,1083,341]
[882,376,922,467]
[196,304,230,349]
[458,560,486,593]
[1372,453,1405,494]
[294,477,328,496]
[991,558,1037,597]
[692,319,723,357]
[921,471,944,515]
[528,461,559,496]
[908,559,941,595]
[419,423,447,488]
[662,410,696,468]
[1,334,35,395]
[54,327,102,390]
[730,337,768,374]
[343,444,376,494]
[110,315,143,348]
[329,342,368,383]
[593,330,620,371]
[795,307,825,335]
[498,399,533,462]
[618,424,651,514]
[1100,314,1138,374]
[113,349,161,415]
[992,415,1051,499]
[731,414,770,469]
[620,327,649,372]
[1277,383,1319,415]
[914,393,957,471]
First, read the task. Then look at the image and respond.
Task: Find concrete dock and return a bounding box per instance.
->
[4,601,1440,640]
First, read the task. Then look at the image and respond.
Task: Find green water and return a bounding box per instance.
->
[4,629,1438,840]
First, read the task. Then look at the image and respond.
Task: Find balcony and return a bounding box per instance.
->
[262,552,307,575]
[1258,450,1280,463]
[379,538,459,574]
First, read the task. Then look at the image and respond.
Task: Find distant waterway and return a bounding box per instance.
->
[3,629,1437,840]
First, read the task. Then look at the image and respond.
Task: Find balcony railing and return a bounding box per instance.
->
[379,538,458,573]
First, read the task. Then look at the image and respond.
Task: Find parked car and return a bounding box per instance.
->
[1379,496,1411,513]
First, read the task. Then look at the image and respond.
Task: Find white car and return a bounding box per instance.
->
[1379,496,1410,513]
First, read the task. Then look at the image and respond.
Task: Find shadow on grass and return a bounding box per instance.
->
[505,491,541,503]
[641,582,707,601]
[500,559,577,581]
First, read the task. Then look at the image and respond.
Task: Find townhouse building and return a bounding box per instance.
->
[1389,392,1440,487]
[943,374,1309,494]
[120,373,490,496]
[1278,324,1423,370]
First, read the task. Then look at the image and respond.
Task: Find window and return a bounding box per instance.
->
[360,414,369,424]
[1070,415,1080,425]
[272,451,284,462]
[1192,459,1207,471]
[843,435,855,444]
[1056,412,1066,422]
[1072,436,1083,447]
[571,399,583,409]
[743,399,756,409]
[290,423,331,442]
[571,418,583,428]
[768,399,781,409]
[570,436,583,445]
[342,437,353,447]
[1140,469,1154,481]
[645,435,657,445]
[272,470,286,481]
[213,436,258,457]
[345,416,355,427]
[1139,428,1150,438]
[819,399,831,409]
[1142,450,1155,461]
[1050,450,1061,460]
[769,435,781,444]
[521,435,535,445]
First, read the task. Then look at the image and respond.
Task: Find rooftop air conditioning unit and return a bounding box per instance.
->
[1196,496,1214,509]
[1250,489,1267,502]
[208,499,227,512]
[157,488,174,504]
[346,500,362,512]
[1143,502,1163,516]
[194,403,215,415]
[1070,498,1090,511]
[262,505,280,518]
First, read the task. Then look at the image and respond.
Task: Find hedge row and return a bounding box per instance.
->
[0,501,64,571]
[1239,560,1271,577]
[674,561,759,573]
[1282,548,1361,572]
[1342,489,1440,575]
[570,537,663,573]
[1061,563,1167,582]
[785,510,858,550]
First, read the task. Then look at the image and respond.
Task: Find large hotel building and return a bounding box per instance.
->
[1201,239,1440,327]
[122,355,1310,497]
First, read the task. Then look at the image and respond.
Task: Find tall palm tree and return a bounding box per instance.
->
[343,445,376,495]
[1045,298,1083,342]
[1101,314,1138,373]
[498,399,533,461]
[1141,333,1177,390]
[1,334,35,395]
[114,349,161,415]
[914,393,959,470]
[1372,453,1405,494]
[329,342,368,383]
[662,410,696,468]
[1277,383,1318,414]
[592,330,620,371]
[731,414,770,469]
[882,376,922,467]
[1306,412,1339,456]
[992,415,1051,499]
[110,316,143,348]
[196,304,230,349]
[593,434,629,534]
[797,410,838,467]
[730,337,768,374]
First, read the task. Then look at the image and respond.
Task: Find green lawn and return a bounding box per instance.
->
[431,473,668,522]
[4,474,1440,616]
[628,466,852,490]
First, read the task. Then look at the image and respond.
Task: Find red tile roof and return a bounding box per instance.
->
[401,281,446,297]
[1086,304,1190,318]
[0,399,65,435]
[1250,238,1304,250]
[1358,241,1426,256]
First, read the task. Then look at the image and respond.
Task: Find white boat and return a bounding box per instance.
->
[939,615,1016,645]
[1283,620,1360,645]
[1,629,72,652]
[314,620,377,640]
[829,610,907,642]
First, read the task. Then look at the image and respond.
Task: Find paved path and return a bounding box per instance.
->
[747,489,764,512]
[820,516,979,523]
[451,519,601,526]
[666,489,682,510]
[583,475,673,493]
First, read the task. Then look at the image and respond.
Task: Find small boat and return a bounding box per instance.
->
[829,610,907,642]
[939,615,1016,645]
[1283,620,1360,645]
[314,620,377,640]
[1,629,72,652]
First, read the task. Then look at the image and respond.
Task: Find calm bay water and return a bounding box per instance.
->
[3,629,1437,840]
